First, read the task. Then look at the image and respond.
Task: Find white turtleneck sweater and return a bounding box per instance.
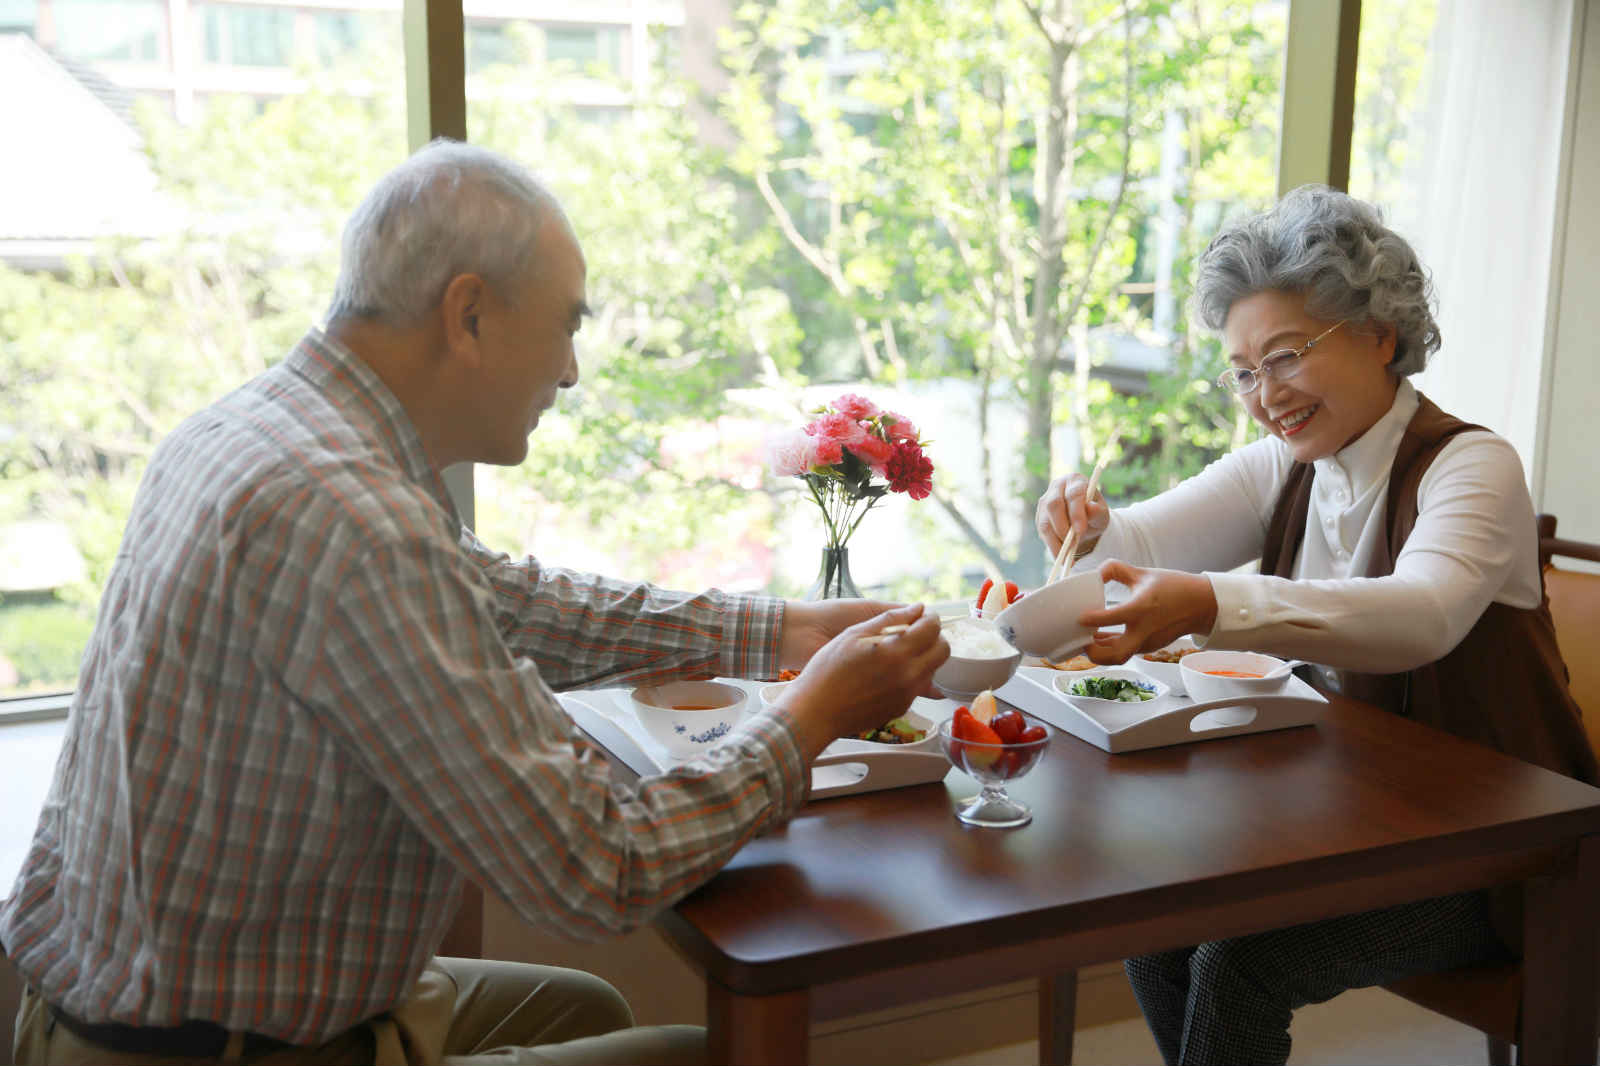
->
[1074,379,1542,674]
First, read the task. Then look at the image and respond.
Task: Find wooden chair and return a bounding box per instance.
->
[1384,512,1600,1065]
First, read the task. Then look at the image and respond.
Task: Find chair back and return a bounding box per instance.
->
[1538,514,1600,757]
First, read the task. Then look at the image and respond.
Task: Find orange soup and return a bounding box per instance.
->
[1203,669,1263,678]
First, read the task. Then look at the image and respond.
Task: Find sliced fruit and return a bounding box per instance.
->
[1004,580,1020,603]
[974,578,994,610]
[969,689,999,724]
[980,580,1008,619]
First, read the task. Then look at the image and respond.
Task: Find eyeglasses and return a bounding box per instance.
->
[1216,320,1346,396]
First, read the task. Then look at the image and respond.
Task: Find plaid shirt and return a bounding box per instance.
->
[0,330,803,1044]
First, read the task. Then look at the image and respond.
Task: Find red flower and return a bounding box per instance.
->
[812,437,843,466]
[886,441,934,499]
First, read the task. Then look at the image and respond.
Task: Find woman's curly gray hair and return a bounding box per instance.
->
[1193,185,1440,375]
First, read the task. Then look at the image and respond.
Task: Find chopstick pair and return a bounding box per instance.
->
[861,613,965,646]
[1046,431,1118,585]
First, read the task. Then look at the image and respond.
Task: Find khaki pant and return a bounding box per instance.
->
[13,957,705,1066]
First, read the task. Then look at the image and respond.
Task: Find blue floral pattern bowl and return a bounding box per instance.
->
[629,680,750,759]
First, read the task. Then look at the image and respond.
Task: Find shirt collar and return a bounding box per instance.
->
[1312,377,1420,491]
[286,328,462,534]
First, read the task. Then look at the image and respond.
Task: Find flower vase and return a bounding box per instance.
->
[806,546,862,600]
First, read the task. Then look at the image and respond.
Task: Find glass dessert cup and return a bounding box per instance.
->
[937,716,1051,828]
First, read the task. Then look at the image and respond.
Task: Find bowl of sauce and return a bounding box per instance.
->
[1179,650,1293,704]
[629,680,750,758]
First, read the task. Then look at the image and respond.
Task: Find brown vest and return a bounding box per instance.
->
[1261,394,1597,787]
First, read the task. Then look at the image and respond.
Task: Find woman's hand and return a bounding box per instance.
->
[1078,559,1218,664]
[1036,472,1111,558]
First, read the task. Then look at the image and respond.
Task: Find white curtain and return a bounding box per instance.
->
[1391,2,1575,479]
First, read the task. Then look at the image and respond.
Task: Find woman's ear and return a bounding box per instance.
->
[441,274,486,365]
[1370,321,1399,366]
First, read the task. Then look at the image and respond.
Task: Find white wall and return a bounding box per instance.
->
[1538,0,1600,550]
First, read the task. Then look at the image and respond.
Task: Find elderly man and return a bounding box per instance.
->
[2,140,948,1065]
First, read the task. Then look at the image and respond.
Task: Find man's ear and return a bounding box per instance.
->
[441,274,487,365]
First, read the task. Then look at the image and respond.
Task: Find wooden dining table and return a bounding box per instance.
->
[646,689,1600,1065]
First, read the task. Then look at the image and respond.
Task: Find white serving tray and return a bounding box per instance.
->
[995,664,1327,754]
[558,681,955,801]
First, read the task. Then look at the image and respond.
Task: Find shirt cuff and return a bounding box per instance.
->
[1201,571,1272,647]
[720,594,786,680]
[730,708,809,821]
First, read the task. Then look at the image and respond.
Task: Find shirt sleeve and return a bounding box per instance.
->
[1073,437,1290,574]
[299,530,809,941]
[1204,432,1536,672]
[456,526,785,688]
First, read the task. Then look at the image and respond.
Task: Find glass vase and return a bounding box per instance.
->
[805,546,862,600]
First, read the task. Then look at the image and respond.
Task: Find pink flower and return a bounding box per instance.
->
[886,441,934,499]
[806,412,869,447]
[765,428,817,478]
[832,393,879,420]
[885,415,919,443]
[849,435,895,473]
[812,437,843,466]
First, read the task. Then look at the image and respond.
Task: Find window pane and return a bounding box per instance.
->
[546,25,621,74]
[1,6,405,700]
[469,2,1286,600]
[0,0,37,34]
[54,0,164,62]
[199,3,293,67]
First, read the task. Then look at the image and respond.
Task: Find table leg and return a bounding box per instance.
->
[1039,970,1078,1066]
[1518,833,1600,1065]
[707,981,810,1066]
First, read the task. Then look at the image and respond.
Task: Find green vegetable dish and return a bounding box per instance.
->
[856,716,927,744]
[1069,677,1157,702]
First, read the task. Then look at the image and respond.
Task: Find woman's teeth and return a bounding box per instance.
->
[1279,406,1318,434]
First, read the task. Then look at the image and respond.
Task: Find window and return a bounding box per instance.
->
[470,1,1288,600]
[466,20,523,73]
[53,0,164,62]
[200,3,293,67]
[545,24,622,75]
[0,0,36,34]
[1,3,405,702]
[316,10,372,66]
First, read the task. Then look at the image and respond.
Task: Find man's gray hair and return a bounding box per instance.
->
[1193,185,1441,375]
[326,139,559,326]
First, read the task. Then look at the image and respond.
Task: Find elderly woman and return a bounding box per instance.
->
[1035,184,1594,1065]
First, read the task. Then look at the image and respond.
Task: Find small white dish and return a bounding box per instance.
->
[1131,636,1202,696]
[1053,666,1169,708]
[1179,650,1294,704]
[758,681,790,706]
[995,570,1105,662]
[933,617,1023,699]
[629,680,749,758]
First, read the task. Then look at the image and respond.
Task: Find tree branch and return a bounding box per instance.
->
[931,488,1011,574]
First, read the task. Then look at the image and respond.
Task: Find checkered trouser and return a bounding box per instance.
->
[1123,891,1508,1066]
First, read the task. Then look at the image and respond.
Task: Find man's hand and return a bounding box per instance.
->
[1077,559,1218,664]
[778,598,898,672]
[772,604,950,763]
